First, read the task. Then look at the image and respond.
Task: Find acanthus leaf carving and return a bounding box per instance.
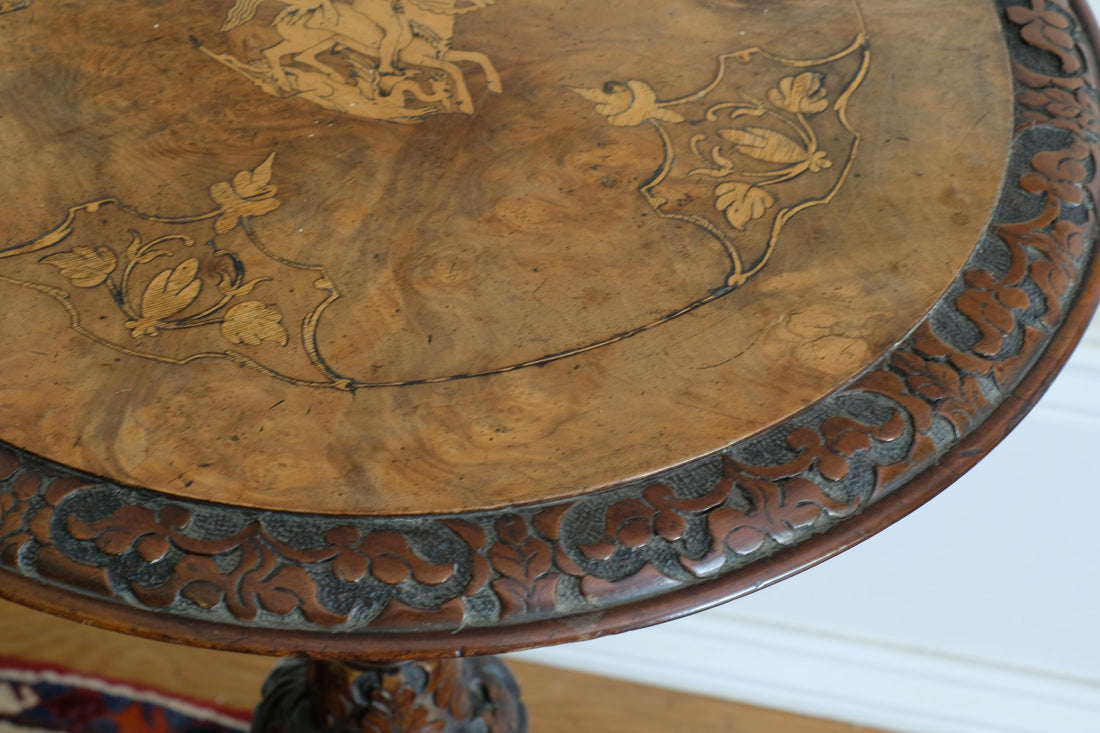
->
[1007,0,1083,73]
[488,515,558,617]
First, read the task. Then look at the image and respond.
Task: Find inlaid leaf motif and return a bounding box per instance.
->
[232,152,276,199]
[569,80,684,127]
[125,232,172,266]
[714,182,775,229]
[718,126,810,165]
[140,258,203,322]
[29,221,74,252]
[210,153,280,233]
[768,72,829,114]
[220,301,289,346]
[40,246,118,287]
[210,249,269,298]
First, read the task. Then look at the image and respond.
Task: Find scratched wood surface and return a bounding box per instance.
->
[0,0,1010,515]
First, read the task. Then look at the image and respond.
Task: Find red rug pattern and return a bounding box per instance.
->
[0,656,250,733]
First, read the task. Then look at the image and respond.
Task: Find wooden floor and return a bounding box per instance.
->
[0,599,884,733]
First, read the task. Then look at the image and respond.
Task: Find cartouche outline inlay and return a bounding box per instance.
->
[571,31,869,287]
[0,155,347,390]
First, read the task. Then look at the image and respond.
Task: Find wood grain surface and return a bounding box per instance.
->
[0,0,1010,515]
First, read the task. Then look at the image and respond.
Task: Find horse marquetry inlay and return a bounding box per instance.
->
[200,0,502,122]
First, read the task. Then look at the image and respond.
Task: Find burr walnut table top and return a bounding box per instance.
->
[0,0,1097,658]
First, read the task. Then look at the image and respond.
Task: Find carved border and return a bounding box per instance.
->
[1,0,1099,658]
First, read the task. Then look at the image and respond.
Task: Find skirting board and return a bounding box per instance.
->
[511,611,1100,733]
[513,317,1100,732]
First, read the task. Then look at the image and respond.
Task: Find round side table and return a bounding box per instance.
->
[0,0,1097,729]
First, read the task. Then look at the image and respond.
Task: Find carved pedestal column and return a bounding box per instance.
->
[251,657,527,733]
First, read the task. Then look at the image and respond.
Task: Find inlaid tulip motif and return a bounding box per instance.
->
[0,155,340,388]
[571,38,870,288]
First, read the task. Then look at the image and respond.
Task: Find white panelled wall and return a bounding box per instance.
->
[513,4,1100,726]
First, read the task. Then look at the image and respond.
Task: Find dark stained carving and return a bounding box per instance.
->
[1007,0,1086,73]
[251,657,526,733]
[488,515,559,618]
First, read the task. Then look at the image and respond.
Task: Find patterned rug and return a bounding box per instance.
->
[0,656,250,733]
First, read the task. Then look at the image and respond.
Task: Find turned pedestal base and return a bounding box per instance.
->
[251,657,527,733]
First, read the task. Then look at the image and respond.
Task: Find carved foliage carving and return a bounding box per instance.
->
[251,657,526,733]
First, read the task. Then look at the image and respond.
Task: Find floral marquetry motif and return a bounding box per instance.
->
[571,32,868,287]
[0,155,341,387]
[0,0,1097,663]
